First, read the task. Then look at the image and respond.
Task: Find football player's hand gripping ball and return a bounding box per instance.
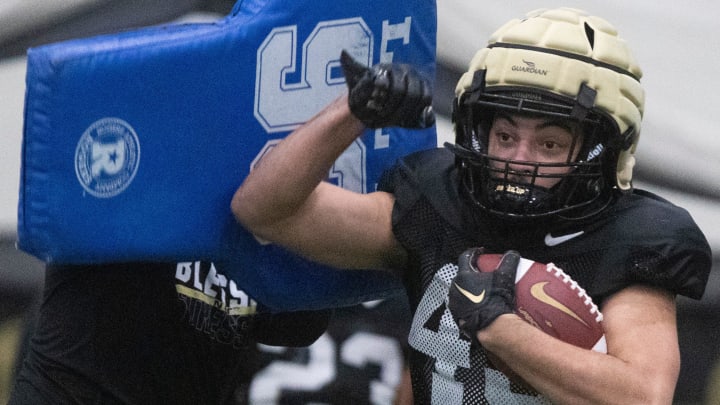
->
[340,50,435,129]
[449,248,518,339]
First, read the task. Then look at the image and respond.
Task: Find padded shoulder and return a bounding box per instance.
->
[610,189,712,299]
[550,189,714,302]
[380,147,478,240]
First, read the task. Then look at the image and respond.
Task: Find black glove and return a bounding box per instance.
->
[340,50,435,129]
[448,248,518,339]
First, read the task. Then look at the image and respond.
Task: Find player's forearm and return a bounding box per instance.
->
[478,315,677,405]
[232,94,364,233]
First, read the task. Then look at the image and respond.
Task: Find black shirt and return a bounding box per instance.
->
[379,147,712,404]
[237,293,412,404]
[10,261,330,405]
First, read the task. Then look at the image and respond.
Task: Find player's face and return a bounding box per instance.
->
[487,113,583,189]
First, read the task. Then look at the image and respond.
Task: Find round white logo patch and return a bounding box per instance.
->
[75,118,140,198]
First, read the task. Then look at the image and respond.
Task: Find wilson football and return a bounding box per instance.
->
[475,253,606,352]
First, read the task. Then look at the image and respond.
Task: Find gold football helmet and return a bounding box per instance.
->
[450,7,644,219]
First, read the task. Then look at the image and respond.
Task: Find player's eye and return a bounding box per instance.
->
[543,141,559,150]
[495,132,514,145]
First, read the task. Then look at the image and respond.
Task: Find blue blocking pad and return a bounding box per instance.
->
[18,0,437,310]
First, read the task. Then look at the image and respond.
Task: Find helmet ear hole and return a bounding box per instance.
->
[584,22,595,48]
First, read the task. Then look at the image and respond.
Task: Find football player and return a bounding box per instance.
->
[235,293,413,404]
[8,261,330,405]
[232,8,711,404]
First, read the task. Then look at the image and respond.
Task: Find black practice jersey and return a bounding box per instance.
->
[235,292,412,404]
[378,147,712,404]
[9,261,329,405]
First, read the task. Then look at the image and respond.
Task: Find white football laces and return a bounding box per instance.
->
[546,263,604,323]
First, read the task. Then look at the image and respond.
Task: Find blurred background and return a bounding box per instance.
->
[1,1,718,404]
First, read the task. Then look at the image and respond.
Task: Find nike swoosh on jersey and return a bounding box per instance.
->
[455,284,486,304]
[544,230,584,246]
[530,282,588,327]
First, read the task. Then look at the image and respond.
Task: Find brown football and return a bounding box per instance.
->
[476,253,606,352]
[476,253,606,391]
